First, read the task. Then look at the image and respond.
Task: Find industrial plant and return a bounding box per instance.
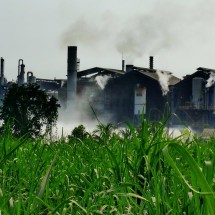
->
[1,46,215,131]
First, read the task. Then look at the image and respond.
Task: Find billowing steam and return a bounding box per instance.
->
[95,75,111,90]
[57,86,114,138]
[156,70,171,95]
[60,1,215,69]
[206,72,215,88]
[61,18,110,47]
[115,15,173,63]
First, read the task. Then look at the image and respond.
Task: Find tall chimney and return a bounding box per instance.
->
[0,58,4,85]
[17,59,25,85]
[122,59,125,72]
[149,56,154,70]
[67,46,77,105]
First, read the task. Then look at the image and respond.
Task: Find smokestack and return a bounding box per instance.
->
[67,46,77,105]
[0,58,4,85]
[149,56,154,70]
[122,59,125,72]
[17,59,25,85]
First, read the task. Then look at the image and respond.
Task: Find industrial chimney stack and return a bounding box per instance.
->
[67,46,77,106]
[0,58,4,86]
[122,59,125,72]
[17,59,25,85]
[149,56,154,70]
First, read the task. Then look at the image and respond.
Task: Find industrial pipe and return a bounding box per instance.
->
[0,57,4,86]
[67,46,77,104]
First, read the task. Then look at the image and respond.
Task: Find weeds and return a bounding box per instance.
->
[0,119,214,214]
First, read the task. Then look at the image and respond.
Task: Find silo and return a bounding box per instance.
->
[67,46,77,105]
[27,72,36,84]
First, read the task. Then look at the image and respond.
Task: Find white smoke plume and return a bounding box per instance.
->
[95,75,111,90]
[206,72,215,88]
[55,86,114,138]
[156,70,171,95]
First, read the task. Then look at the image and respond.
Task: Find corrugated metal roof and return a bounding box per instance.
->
[77,67,124,78]
[126,67,180,85]
[197,67,215,73]
[77,66,180,85]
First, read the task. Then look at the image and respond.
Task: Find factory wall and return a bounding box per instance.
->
[173,69,215,129]
[104,70,166,124]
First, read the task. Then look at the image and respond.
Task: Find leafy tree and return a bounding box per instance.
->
[68,125,89,142]
[0,84,60,138]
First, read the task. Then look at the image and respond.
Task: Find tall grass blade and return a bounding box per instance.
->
[37,156,56,199]
[163,143,215,215]
[0,137,27,167]
[70,200,87,214]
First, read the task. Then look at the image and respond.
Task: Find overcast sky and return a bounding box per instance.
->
[1,0,215,81]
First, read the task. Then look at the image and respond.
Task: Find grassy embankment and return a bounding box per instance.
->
[0,119,214,214]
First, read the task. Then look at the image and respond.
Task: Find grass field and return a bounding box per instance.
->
[0,120,214,214]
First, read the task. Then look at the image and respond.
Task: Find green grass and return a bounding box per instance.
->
[0,120,214,214]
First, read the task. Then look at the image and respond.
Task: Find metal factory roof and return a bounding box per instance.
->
[130,67,181,85]
[181,67,215,80]
[77,65,180,85]
[36,78,62,91]
[77,67,124,78]
[197,67,215,73]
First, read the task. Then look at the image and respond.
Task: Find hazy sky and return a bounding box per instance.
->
[1,0,215,81]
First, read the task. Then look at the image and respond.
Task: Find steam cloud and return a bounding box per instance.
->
[95,75,111,90]
[60,0,215,72]
[61,18,110,47]
[115,15,173,63]
[206,72,215,88]
[56,85,114,138]
[156,70,171,95]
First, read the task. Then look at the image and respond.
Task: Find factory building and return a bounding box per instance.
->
[173,67,215,130]
[103,65,180,124]
[76,66,124,119]
[2,46,215,130]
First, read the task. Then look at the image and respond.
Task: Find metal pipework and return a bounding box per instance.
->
[27,71,36,84]
[18,59,24,75]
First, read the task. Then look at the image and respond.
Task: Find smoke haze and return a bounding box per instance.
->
[61,18,110,48]
[56,85,113,137]
[156,70,171,95]
[206,72,215,88]
[60,0,215,68]
[2,0,215,81]
[95,75,111,90]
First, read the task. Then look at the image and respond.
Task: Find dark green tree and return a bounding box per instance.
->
[0,84,60,138]
[68,125,89,142]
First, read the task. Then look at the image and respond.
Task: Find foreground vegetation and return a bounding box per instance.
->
[0,120,214,214]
